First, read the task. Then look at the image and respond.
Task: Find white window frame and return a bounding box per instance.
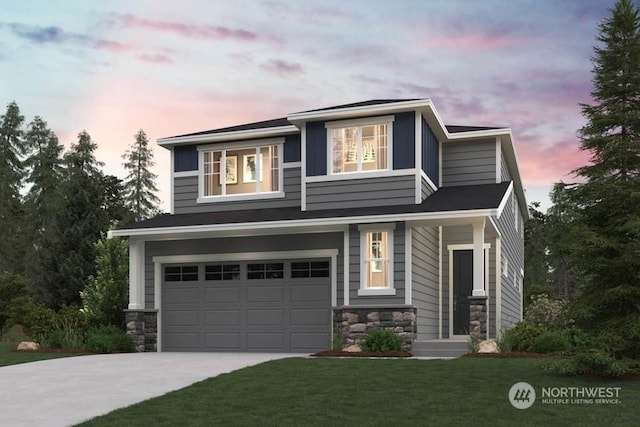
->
[502,256,509,278]
[325,116,394,179]
[358,223,396,296]
[197,139,284,203]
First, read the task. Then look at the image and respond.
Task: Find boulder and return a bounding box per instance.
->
[343,344,362,353]
[478,339,498,353]
[17,341,40,351]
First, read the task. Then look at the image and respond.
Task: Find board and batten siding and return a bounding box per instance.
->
[306,175,415,210]
[422,119,440,187]
[441,225,497,339]
[495,189,524,331]
[501,147,511,182]
[144,232,344,310]
[411,226,439,340]
[441,139,497,186]
[173,166,301,214]
[346,223,406,306]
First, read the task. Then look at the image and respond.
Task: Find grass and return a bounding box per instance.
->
[0,325,87,367]
[80,357,639,426]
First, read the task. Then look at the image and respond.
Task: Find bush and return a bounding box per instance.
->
[44,306,89,349]
[531,330,572,354]
[0,274,31,339]
[6,296,57,343]
[525,294,572,329]
[497,321,542,352]
[543,349,637,378]
[86,325,133,353]
[361,330,403,352]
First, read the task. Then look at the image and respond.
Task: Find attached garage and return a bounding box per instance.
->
[161,259,332,352]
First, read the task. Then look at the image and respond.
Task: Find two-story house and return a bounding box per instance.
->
[111,99,526,356]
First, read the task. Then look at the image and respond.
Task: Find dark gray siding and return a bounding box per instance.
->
[145,232,344,310]
[393,112,415,170]
[174,145,198,172]
[284,133,301,163]
[441,139,497,186]
[501,147,511,181]
[421,175,435,201]
[412,226,439,340]
[306,175,415,210]
[422,119,440,186]
[347,223,406,305]
[306,121,326,176]
[174,167,301,214]
[495,188,524,332]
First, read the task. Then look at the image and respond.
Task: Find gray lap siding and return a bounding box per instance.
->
[411,226,440,340]
[441,139,497,186]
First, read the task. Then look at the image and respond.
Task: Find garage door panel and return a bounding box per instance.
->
[291,332,328,350]
[204,333,241,350]
[164,310,198,326]
[290,284,330,302]
[204,309,241,326]
[247,309,284,325]
[165,287,199,303]
[164,332,198,349]
[247,332,285,349]
[204,287,241,303]
[291,308,329,325]
[247,285,284,302]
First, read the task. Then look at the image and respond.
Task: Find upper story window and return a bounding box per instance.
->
[198,141,282,201]
[326,116,393,175]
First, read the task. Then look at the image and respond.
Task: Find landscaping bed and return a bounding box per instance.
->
[312,349,411,358]
[463,352,551,358]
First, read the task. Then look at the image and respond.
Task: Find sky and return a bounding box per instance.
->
[0,0,615,212]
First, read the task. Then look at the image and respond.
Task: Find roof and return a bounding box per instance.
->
[296,99,423,114]
[446,125,505,133]
[120,182,510,231]
[169,117,291,139]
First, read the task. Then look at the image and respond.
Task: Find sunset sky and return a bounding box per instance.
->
[0,0,614,212]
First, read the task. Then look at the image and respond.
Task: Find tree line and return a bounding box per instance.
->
[0,102,160,311]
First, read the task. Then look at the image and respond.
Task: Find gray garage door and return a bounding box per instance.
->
[162,259,331,352]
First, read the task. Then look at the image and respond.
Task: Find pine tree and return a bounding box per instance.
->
[569,0,640,359]
[122,129,160,223]
[0,101,26,273]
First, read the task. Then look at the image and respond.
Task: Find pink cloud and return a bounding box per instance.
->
[136,53,173,64]
[109,14,257,41]
[260,59,304,76]
[420,33,521,50]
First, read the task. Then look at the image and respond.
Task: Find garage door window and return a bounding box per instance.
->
[164,266,199,282]
[291,261,330,278]
[247,263,284,279]
[205,264,241,280]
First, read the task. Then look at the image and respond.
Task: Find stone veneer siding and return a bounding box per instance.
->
[468,296,488,340]
[333,306,417,351]
[125,309,158,352]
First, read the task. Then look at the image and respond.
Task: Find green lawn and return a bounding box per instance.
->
[0,342,87,367]
[80,357,638,426]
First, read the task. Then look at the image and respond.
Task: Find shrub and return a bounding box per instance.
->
[86,325,134,353]
[543,349,636,378]
[6,296,57,343]
[361,330,404,352]
[497,321,542,353]
[44,306,89,349]
[524,294,572,329]
[565,327,594,350]
[530,330,572,354]
[0,274,31,339]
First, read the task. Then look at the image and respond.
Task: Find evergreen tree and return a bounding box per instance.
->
[523,202,552,304]
[569,0,640,359]
[0,101,26,273]
[122,129,160,223]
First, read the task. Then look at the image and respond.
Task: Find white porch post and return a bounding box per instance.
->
[128,239,145,309]
[472,219,486,297]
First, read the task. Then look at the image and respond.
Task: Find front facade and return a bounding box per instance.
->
[112,99,526,353]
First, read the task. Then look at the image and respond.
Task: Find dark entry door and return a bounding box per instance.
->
[453,250,473,335]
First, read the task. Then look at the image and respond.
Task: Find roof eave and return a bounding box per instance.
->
[287,99,432,125]
[156,125,300,148]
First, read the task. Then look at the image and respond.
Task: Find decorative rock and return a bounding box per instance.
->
[349,323,367,333]
[479,339,499,353]
[367,312,380,322]
[392,311,404,322]
[343,344,362,352]
[17,341,40,351]
[343,312,359,324]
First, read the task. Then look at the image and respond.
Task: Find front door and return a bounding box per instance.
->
[453,250,473,335]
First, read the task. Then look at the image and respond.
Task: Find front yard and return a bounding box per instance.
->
[80,357,638,426]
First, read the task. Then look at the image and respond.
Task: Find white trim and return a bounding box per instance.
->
[438,139,443,187]
[111,209,496,238]
[283,161,302,169]
[472,220,486,297]
[331,253,338,307]
[324,115,395,129]
[301,124,307,211]
[196,137,285,152]
[438,226,442,339]
[287,100,428,123]
[173,170,198,178]
[343,228,350,306]
[447,244,491,251]
[486,246,490,340]
[152,249,339,264]
[359,224,395,294]
[197,191,285,204]
[128,239,145,310]
[496,181,514,218]
[415,111,422,204]
[169,149,175,215]
[446,128,512,141]
[358,288,397,296]
[496,238,502,337]
[154,262,161,352]
[306,168,416,183]
[358,223,396,232]
[420,170,438,192]
[495,137,501,183]
[405,226,412,305]
[157,126,298,146]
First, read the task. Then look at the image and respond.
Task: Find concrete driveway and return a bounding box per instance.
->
[0,352,306,427]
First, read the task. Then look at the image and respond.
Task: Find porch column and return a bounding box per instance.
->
[128,239,145,309]
[472,219,486,297]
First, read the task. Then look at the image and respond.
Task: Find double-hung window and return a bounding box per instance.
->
[358,224,395,296]
[327,117,393,175]
[199,141,282,201]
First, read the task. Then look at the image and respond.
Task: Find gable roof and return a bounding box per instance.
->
[170,117,291,139]
[297,99,423,113]
[446,125,504,133]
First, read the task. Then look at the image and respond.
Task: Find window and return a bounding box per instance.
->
[502,257,509,278]
[359,225,395,295]
[291,261,330,278]
[327,118,391,174]
[201,144,281,198]
[247,263,284,279]
[164,265,198,282]
[205,264,240,281]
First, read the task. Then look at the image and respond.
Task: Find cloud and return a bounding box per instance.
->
[420,32,522,51]
[107,13,257,42]
[136,53,173,64]
[260,59,303,75]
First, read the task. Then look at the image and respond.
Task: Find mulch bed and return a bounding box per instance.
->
[312,350,412,358]
[462,352,551,358]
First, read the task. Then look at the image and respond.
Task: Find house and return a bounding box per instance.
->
[110,99,526,355]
